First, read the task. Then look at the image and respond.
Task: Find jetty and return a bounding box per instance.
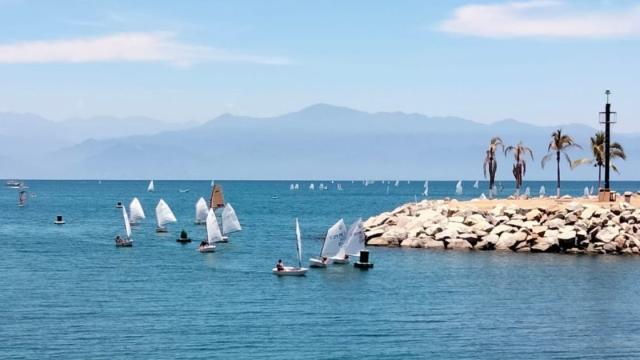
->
[364,196,640,255]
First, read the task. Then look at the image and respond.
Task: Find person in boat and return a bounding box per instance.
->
[321,256,329,264]
[114,235,124,245]
[276,259,285,271]
[199,240,207,249]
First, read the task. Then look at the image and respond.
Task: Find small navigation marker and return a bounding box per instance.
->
[54,215,66,225]
[116,202,123,208]
[354,250,374,270]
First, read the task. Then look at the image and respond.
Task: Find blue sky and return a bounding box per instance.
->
[0,0,639,132]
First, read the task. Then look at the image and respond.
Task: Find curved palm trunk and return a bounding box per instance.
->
[598,166,602,190]
[488,157,497,196]
[513,163,523,191]
[556,151,561,197]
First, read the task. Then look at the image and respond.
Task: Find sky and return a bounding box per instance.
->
[0,0,639,132]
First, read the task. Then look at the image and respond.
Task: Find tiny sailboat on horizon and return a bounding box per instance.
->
[147,180,155,192]
[455,180,463,195]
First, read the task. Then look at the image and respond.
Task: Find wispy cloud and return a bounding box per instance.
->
[0,32,290,66]
[439,0,640,38]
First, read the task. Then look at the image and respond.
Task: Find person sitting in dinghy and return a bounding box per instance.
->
[276,259,285,272]
[114,235,124,245]
[199,240,207,250]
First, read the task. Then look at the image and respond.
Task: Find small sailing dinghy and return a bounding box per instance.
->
[473,180,479,189]
[194,197,209,225]
[272,218,308,276]
[210,184,225,210]
[115,206,133,247]
[155,199,177,233]
[331,218,365,264]
[455,180,463,195]
[129,197,145,225]
[199,209,219,253]
[147,180,155,192]
[310,219,347,268]
[221,203,242,238]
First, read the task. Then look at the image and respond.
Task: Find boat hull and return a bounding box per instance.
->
[156,227,168,233]
[54,221,65,225]
[309,258,330,268]
[115,240,133,247]
[199,245,216,253]
[354,262,374,269]
[331,258,349,264]
[272,267,308,276]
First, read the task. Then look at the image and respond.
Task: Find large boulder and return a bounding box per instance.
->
[423,239,446,250]
[595,227,619,243]
[491,224,515,236]
[447,239,473,250]
[472,221,494,233]
[526,209,542,221]
[476,234,499,250]
[381,227,408,246]
[364,228,385,240]
[364,212,391,228]
[531,237,559,252]
[435,229,457,241]
[495,232,517,251]
[367,237,389,246]
[558,230,577,249]
[580,207,597,220]
[506,219,525,228]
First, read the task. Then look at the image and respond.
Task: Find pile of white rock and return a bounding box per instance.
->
[363,200,640,255]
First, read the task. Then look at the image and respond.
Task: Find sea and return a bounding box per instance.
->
[2,180,640,359]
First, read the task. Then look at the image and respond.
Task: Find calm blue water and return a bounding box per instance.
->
[3,180,640,359]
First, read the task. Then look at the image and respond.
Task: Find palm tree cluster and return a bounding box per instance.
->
[483,129,627,197]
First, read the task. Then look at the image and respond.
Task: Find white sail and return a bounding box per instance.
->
[473,180,479,189]
[309,183,315,190]
[221,203,242,234]
[155,199,177,227]
[524,187,531,197]
[539,186,546,197]
[122,206,132,239]
[129,197,145,224]
[210,180,215,187]
[295,218,303,267]
[195,197,208,224]
[394,180,399,187]
[294,183,299,190]
[479,193,487,200]
[584,186,590,197]
[341,219,365,256]
[424,180,429,197]
[147,180,155,192]
[290,183,294,190]
[206,209,223,244]
[321,219,347,258]
[455,180,463,195]
[590,186,594,195]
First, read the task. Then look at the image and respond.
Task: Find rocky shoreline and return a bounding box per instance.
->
[363,199,640,255]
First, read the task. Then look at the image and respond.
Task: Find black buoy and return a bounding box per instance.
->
[116,202,123,208]
[176,229,192,243]
[54,215,65,225]
[354,250,373,269]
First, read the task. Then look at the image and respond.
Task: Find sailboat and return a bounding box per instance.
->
[337,183,343,191]
[147,180,155,192]
[221,203,242,237]
[272,218,308,276]
[116,206,133,247]
[539,186,546,197]
[424,181,429,197]
[455,180,463,195]
[290,183,295,190]
[199,209,219,253]
[332,219,365,264]
[155,199,177,233]
[394,180,399,187]
[309,183,315,190]
[294,183,299,190]
[210,184,225,210]
[18,189,27,207]
[129,197,145,225]
[309,219,347,268]
[194,197,209,225]
[473,180,479,189]
[210,180,215,187]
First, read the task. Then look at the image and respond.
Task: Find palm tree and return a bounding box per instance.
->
[504,141,533,193]
[572,131,626,189]
[541,129,581,198]
[483,137,503,196]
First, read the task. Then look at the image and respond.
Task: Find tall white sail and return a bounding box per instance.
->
[473,180,479,189]
[147,180,155,192]
[195,197,208,224]
[221,203,242,234]
[210,180,215,187]
[309,183,315,190]
[455,180,463,195]
[155,199,177,227]
[341,219,365,256]
[294,183,299,190]
[321,219,347,258]
[424,181,429,196]
[539,186,546,197]
[290,183,294,190]
[206,209,223,244]
[122,206,132,239]
[129,197,145,224]
[584,186,590,197]
[295,218,303,267]
[524,187,531,197]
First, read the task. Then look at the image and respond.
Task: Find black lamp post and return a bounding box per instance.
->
[599,90,617,192]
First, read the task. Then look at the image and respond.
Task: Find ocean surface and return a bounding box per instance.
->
[3,180,640,359]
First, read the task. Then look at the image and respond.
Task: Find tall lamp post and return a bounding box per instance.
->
[599,90,617,197]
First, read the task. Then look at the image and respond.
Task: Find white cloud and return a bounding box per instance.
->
[0,32,290,66]
[439,1,640,38]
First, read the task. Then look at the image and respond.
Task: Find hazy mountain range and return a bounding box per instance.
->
[1,104,637,180]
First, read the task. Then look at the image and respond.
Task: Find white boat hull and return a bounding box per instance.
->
[272,267,308,276]
[214,236,229,243]
[309,258,330,268]
[156,227,168,233]
[199,244,216,253]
